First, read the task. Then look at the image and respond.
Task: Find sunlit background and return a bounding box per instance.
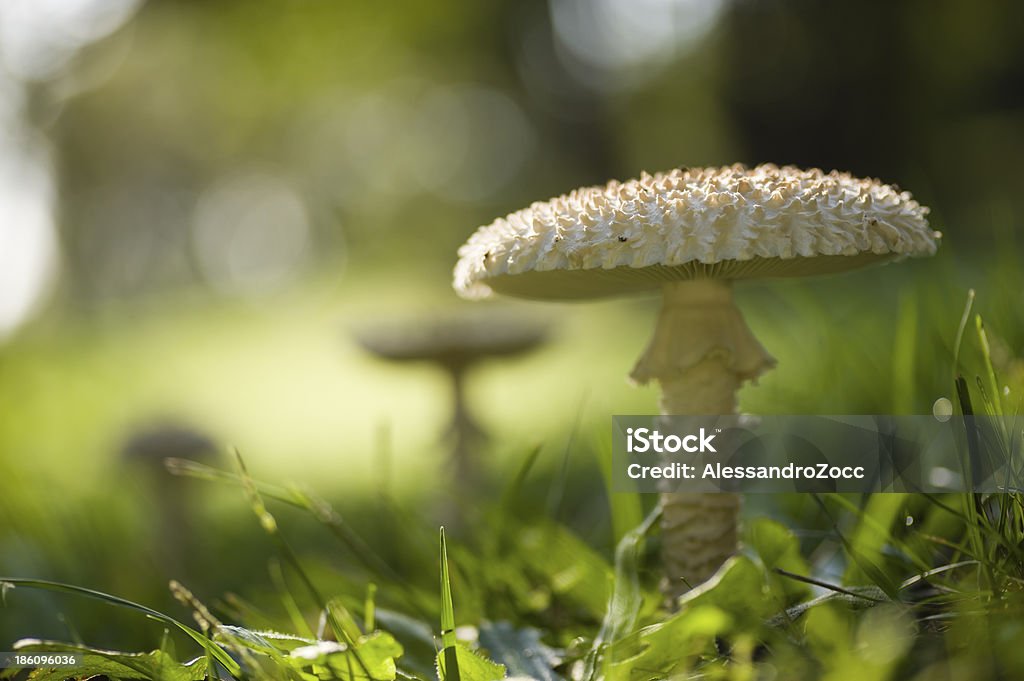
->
[1,0,1022,648]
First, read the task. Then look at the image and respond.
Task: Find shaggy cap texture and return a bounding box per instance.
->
[453,164,940,300]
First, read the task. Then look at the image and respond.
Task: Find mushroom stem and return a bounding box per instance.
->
[630,279,775,604]
[447,364,484,488]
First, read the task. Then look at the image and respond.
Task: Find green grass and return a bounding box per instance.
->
[5,367,1024,681]
[2,474,1023,680]
[2,255,1024,679]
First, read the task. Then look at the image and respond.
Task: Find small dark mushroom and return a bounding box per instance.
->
[120,422,220,577]
[354,311,550,490]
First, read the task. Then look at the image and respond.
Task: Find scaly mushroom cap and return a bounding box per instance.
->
[453,164,940,300]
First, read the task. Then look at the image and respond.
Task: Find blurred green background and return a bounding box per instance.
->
[1,0,1022,651]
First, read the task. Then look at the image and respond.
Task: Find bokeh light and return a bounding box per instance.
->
[0,82,58,339]
[191,171,313,297]
[0,0,140,80]
[550,0,726,90]
[410,84,536,202]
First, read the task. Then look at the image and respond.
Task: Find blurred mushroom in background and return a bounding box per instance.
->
[355,311,551,492]
[119,421,220,578]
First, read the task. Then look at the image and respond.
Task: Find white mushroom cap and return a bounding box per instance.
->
[453,164,940,300]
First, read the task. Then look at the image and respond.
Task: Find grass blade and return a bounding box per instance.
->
[268,558,315,639]
[231,450,377,680]
[583,506,660,681]
[952,289,975,378]
[0,578,240,677]
[166,456,431,619]
[439,527,460,681]
[810,494,900,599]
[976,314,1004,416]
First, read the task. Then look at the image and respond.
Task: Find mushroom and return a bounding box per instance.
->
[355,312,550,489]
[452,164,939,602]
[120,422,220,577]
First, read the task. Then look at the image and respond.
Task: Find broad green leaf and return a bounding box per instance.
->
[601,558,762,681]
[436,643,505,681]
[679,556,770,621]
[747,518,811,605]
[216,625,315,654]
[606,605,731,681]
[214,625,315,681]
[214,625,402,680]
[14,640,207,681]
[517,523,612,618]
[293,632,403,681]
